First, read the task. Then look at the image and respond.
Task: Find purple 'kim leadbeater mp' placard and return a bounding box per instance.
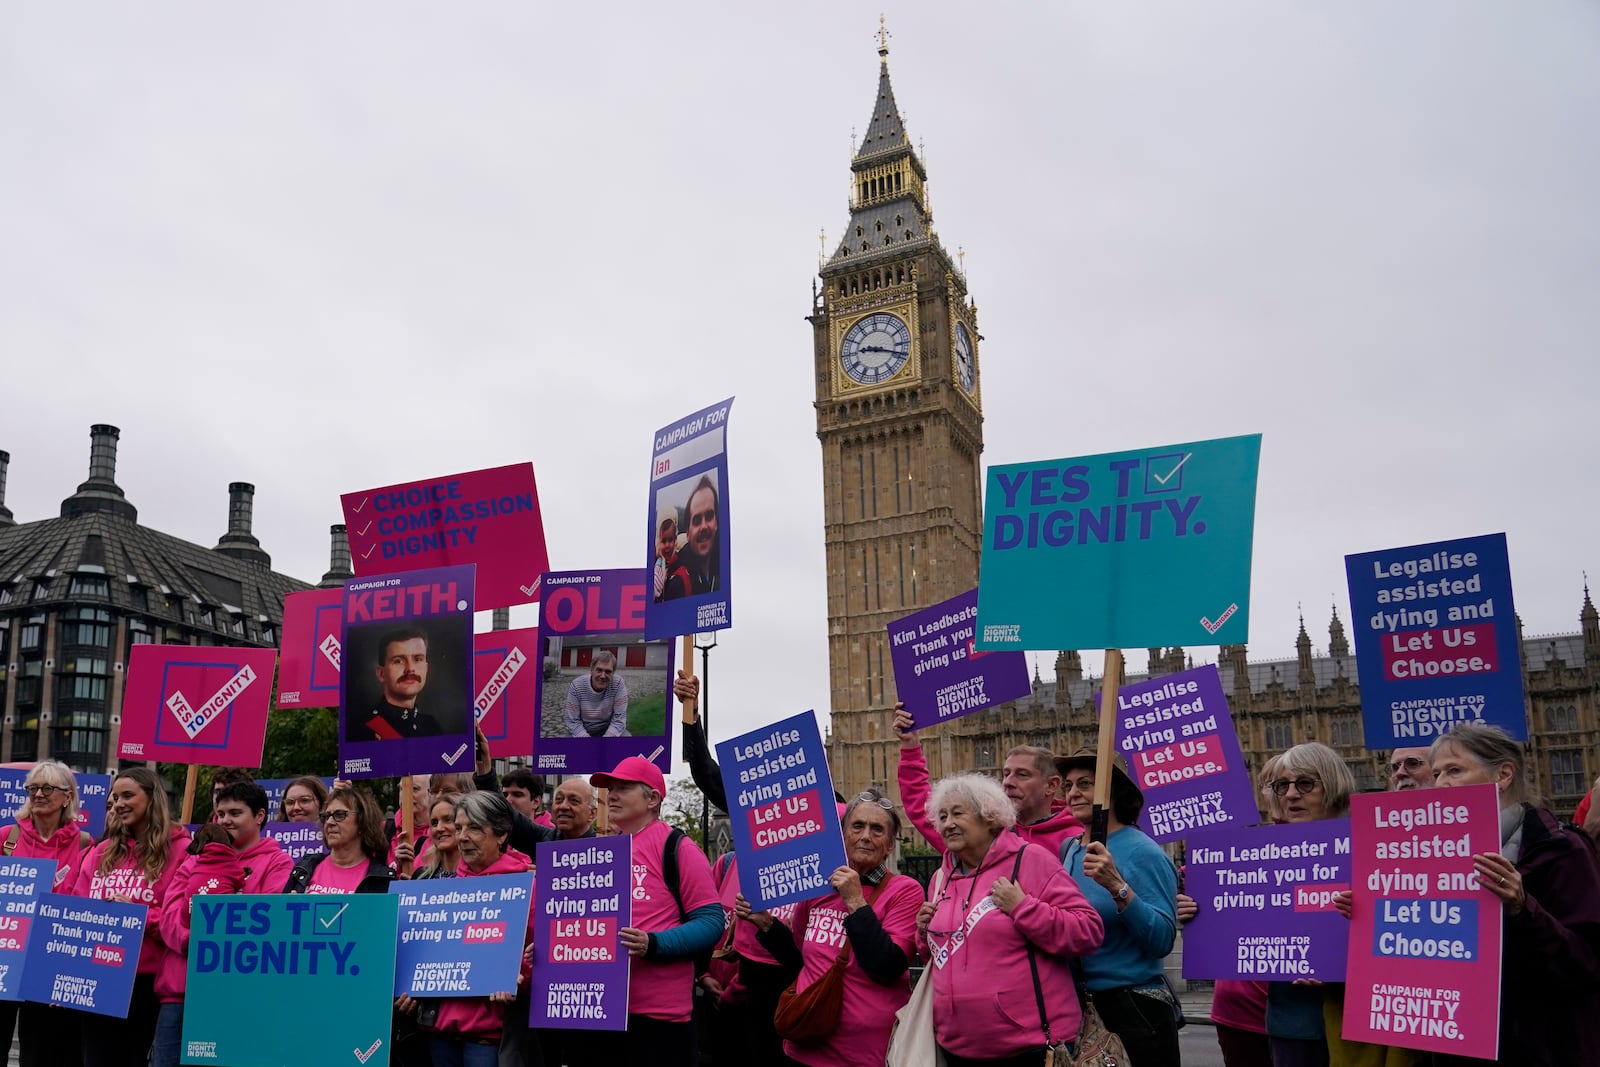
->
[1182,818,1352,983]
[530,836,632,1031]
[887,589,1031,728]
[1115,664,1259,842]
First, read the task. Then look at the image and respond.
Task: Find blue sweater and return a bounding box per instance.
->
[1063,825,1178,990]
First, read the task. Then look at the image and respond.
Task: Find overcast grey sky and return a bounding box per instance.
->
[4,3,1597,771]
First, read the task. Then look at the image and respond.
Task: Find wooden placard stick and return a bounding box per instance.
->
[398,774,415,878]
[180,764,200,825]
[1091,648,1125,845]
[678,634,699,725]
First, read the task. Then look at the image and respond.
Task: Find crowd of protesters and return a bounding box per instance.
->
[2,673,1595,1067]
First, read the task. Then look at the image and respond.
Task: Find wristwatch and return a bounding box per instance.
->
[1113,883,1131,904]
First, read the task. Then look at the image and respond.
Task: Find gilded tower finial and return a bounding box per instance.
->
[877,14,891,63]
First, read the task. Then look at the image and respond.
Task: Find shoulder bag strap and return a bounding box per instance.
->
[1,825,15,856]
[1014,848,1055,1047]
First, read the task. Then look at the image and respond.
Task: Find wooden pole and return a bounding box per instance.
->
[678,634,698,724]
[1091,648,1125,844]
[180,765,199,825]
[398,775,415,878]
[596,789,609,834]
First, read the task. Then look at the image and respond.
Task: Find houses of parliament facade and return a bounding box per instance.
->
[809,38,1599,822]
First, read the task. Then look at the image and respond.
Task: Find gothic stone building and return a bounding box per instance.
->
[0,425,350,773]
[811,43,1598,822]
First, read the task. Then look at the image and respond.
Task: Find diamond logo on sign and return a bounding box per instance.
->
[474,648,526,724]
[164,666,257,740]
[319,633,342,671]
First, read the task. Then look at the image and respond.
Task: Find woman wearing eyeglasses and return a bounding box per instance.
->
[418,792,534,1067]
[283,785,394,894]
[1059,752,1181,1067]
[1257,743,1353,1067]
[736,789,926,1067]
[277,776,330,823]
[72,767,192,1067]
[0,762,91,1067]
[916,774,1103,1066]
[1426,722,1600,1067]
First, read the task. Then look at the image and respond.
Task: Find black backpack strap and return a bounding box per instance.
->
[661,827,688,922]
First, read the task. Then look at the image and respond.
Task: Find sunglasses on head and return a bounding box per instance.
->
[852,791,895,811]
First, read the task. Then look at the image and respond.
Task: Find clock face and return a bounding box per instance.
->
[953,321,975,393]
[840,312,912,385]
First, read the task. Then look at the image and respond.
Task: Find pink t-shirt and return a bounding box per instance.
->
[1211,979,1269,1033]
[626,819,719,1022]
[785,875,924,1067]
[718,854,795,967]
[307,857,370,895]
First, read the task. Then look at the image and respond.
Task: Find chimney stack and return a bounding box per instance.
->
[0,450,13,527]
[492,608,511,631]
[319,524,354,587]
[61,424,137,521]
[213,482,271,567]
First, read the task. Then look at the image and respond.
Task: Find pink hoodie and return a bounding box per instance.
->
[423,848,534,1043]
[157,835,295,1001]
[898,745,1082,857]
[73,825,192,976]
[917,832,1103,1059]
[3,818,90,891]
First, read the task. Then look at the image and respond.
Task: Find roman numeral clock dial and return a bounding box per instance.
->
[840,312,912,386]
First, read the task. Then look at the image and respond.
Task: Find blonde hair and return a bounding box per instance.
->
[99,768,176,885]
[17,761,80,827]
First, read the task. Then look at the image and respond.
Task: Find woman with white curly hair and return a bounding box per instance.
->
[915,773,1104,1066]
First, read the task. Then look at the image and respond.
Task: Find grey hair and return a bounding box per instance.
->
[1277,742,1357,818]
[453,791,514,849]
[592,651,617,669]
[928,773,1015,831]
[1429,723,1534,805]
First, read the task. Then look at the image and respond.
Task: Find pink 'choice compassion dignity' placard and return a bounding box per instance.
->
[1343,783,1503,1060]
[341,463,549,612]
[120,645,278,765]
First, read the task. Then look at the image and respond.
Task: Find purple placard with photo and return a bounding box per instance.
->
[887,589,1031,728]
[530,837,631,1031]
[339,564,476,779]
[1182,819,1353,982]
[1114,664,1259,842]
[532,569,675,778]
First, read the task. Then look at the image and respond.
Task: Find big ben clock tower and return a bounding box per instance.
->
[809,28,985,795]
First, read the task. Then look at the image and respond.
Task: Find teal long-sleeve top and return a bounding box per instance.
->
[1063,825,1178,990]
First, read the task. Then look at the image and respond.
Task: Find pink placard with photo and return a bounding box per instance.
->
[120,645,278,766]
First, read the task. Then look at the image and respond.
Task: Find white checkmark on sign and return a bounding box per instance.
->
[1151,453,1192,486]
[356,521,372,536]
[441,743,469,766]
[353,1039,383,1063]
[165,665,257,740]
[352,497,369,514]
[319,903,349,931]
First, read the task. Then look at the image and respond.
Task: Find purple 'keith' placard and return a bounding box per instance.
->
[1182,819,1352,982]
[531,837,631,1031]
[888,589,1030,728]
[341,463,549,612]
[339,564,476,779]
[1115,664,1258,842]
